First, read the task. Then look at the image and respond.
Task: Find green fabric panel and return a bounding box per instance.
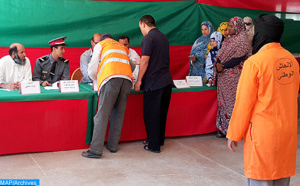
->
[79,83,217,95]
[77,84,99,144]
[0,0,199,47]
[0,85,94,102]
[198,4,300,53]
[0,0,299,52]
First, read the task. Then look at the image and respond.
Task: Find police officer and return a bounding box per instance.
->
[32,36,70,86]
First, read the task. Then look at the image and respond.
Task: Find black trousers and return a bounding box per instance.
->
[143,84,172,151]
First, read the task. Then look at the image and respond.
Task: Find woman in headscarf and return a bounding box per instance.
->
[214,16,252,138]
[188,21,214,81]
[205,22,228,67]
[244,16,255,43]
[217,22,229,45]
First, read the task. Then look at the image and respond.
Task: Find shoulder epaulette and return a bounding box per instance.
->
[60,57,69,63]
[38,56,49,62]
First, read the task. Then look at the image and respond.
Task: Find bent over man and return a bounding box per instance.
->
[82,33,132,158]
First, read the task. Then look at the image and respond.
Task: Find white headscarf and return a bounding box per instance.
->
[243,16,255,42]
[210,31,223,49]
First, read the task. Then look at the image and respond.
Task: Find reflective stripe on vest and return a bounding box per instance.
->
[96,40,133,89]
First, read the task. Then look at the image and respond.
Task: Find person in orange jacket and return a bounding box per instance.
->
[227,14,299,185]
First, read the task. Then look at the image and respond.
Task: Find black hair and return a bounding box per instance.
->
[140,15,156,27]
[51,45,59,52]
[118,35,130,43]
[9,46,18,56]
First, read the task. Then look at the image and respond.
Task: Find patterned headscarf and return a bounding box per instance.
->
[244,16,255,43]
[190,21,214,58]
[230,16,245,35]
[201,21,215,56]
[201,21,214,36]
[216,16,251,63]
[210,31,223,50]
[217,22,229,38]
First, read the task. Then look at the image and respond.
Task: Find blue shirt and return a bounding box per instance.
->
[141,28,173,91]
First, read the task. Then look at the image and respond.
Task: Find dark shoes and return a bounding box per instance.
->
[142,140,164,146]
[81,150,102,158]
[216,130,226,138]
[144,145,160,153]
[105,144,117,153]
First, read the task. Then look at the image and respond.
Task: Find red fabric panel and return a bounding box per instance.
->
[0,99,89,155]
[92,0,181,1]
[197,0,300,13]
[0,45,191,80]
[115,89,218,141]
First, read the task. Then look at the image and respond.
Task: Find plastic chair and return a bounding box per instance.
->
[71,67,83,82]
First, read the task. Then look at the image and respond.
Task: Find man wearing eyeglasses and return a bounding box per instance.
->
[80,33,101,83]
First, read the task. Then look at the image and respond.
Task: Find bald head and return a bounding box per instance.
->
[9,43,24,56]
[9,43,26,65]
[91,33,101,50]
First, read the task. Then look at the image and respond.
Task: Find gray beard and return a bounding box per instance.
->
[13,55,26,65]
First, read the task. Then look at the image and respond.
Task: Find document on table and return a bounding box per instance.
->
[44,82,59,90]
[173,80,190,89]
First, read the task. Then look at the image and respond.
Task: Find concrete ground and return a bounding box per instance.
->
[0,128,299,186]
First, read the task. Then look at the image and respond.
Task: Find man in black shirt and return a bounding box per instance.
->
[135,15,173,153]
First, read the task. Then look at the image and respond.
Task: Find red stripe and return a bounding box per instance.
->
[197,0,300,13]
[0,45,191,80]
[49,39,65,46]
[91,0,181,1]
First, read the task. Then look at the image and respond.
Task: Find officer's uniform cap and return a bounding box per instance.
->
[48,36,68,46]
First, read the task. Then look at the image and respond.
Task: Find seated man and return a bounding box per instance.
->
[118,35,140,87]
[0,43,32,90]
[32,36,70,86]
[80,33,101,83]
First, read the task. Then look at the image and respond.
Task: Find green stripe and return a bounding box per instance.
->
[0,0,299,52]
[0,0,198,47]
[198,4,300,53]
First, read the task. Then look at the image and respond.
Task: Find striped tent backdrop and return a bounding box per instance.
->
[0,0,299,78]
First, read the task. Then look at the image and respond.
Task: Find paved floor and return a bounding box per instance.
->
[0,128,299,186]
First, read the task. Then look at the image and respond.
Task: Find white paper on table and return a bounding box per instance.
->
[19,81,41,95]
[59,80,79,93]
[173,80,190,89]
[44,82,59,90]
[0,88,13,91]
[186,76,203,87]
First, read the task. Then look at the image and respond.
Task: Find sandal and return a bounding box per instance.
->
[143,140,164,146]
[142,140,149,145]
[216,130,226,138]
[144,145,160,153]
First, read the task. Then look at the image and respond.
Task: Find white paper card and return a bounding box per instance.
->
[186,76,203,87]
[173,80,190,89]
[59,80,79,93]
[93,80,98,91]
[19,81,41,95]
[44,82,59,90]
